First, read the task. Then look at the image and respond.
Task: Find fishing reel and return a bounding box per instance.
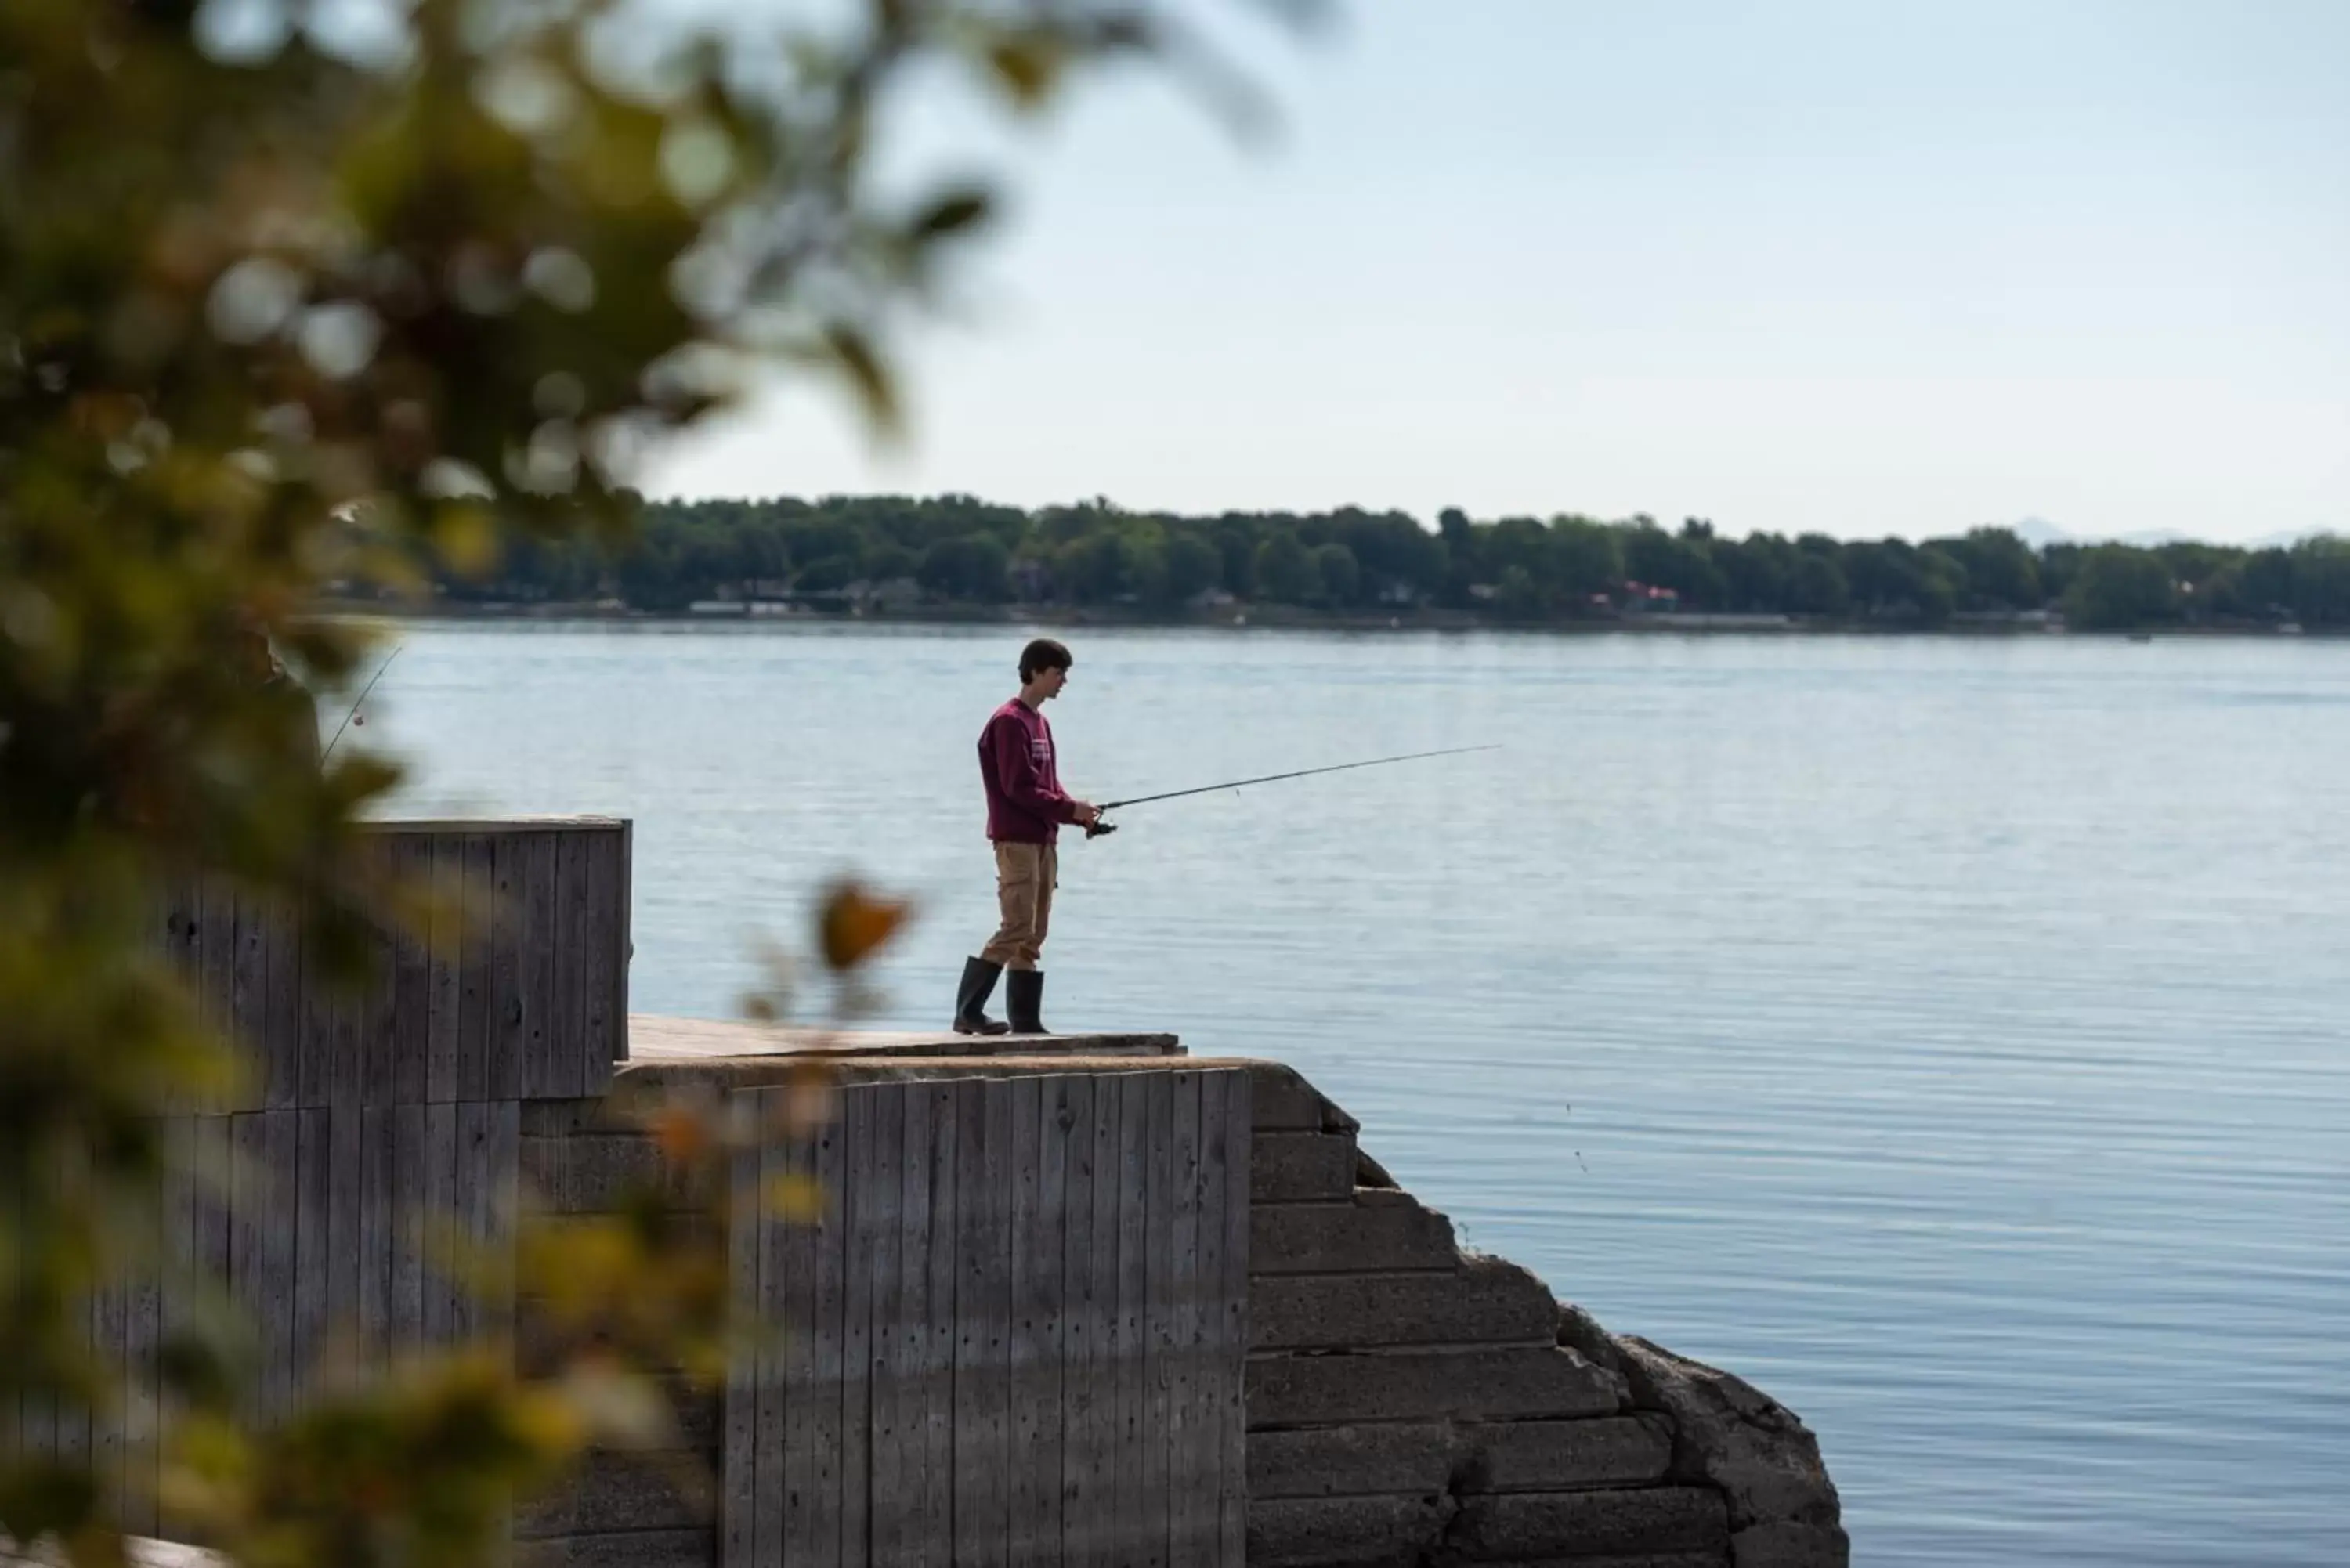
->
[1082,811,1119,839]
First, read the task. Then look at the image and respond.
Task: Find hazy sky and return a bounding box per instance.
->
[643,1,2350,543]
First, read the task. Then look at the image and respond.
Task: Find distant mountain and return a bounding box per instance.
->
[2007,517,2073,548]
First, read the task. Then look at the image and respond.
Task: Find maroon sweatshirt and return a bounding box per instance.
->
[979,698,1076,843]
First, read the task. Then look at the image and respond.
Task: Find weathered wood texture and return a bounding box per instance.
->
[24,1100,520,1527]
[724,1069,1253,1568]
[157,818,632,1111]
[22,822,613,1498]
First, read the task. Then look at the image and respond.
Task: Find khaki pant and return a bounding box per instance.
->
[979,840,1057,970]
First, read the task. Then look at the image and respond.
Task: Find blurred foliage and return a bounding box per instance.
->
[391,491,2350,630]
[1,0,1285,1560]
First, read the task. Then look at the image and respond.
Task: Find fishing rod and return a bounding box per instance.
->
[1082,743,1499,837]
[321,644,402,763]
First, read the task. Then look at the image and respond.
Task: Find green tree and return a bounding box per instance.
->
[1163,533,1222,603]
[1936,528,2041,610]
[1714,533,1795,613]
[1059,532,1133,603]
[1254,530,1315,604]
[1789,553,1852,616]
[1314,542,1362,605]
[1915,547,1966,625]
[2037,543,2087,602]
[1495,564,1545,620]
[918,535,1011,602]
[1548,518,1620,602]
[2065,546,2180,630]
[2291,536,2350,625]
[1487,517,1553,592]
[2242,547,2295,613]
[862,541,921,584]
[1124,524,1173,607]
[0,0,1257,1560]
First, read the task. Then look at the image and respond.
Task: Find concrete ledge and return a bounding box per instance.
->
[1252,1258,1560,1351]
[1251,1132,1359,1203]
[1451,1487,1730,1560]
[1251,1190,1459,1275]
[627,1014,1180,1062]
[607,1052,1254,1096]
[1247,1347,1625,1426]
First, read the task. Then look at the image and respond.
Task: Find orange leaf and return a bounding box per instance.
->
[817,881,912,972]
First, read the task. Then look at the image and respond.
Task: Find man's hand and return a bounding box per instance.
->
[1072,800,1101,826]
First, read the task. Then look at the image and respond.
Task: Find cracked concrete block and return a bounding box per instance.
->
[1557,1302,1628,1375]
[1251,1064,1358,1133]
[1612,1337,1842,1536]
[1253,1256,1560,1350]
[1248,1347,1625,1426]
[1253,1133,1359,1201]
[1248,1493,1455,1568]
[1252,1194,1459,1275]
[1249,1421,1458,1498]
[1248,1414,1674,1503]
[1458,1414,1676,1494]
[1449,1486,1730,1560]
[1730,1521,1851,1568]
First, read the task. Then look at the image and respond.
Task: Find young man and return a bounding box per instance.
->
[954,638,1101,1035]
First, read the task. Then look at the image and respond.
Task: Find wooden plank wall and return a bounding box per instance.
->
[154,818,634,1112]
[724,1069,1253,1568]
[13,820,627,1528]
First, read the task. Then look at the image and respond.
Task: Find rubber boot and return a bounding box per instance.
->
[952,956,1011,1036]
[1006,969,1048,1035]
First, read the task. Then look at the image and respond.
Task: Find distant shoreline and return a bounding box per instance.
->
[320,598,2340,639]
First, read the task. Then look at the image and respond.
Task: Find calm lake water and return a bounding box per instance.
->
[374,622,2350,1566]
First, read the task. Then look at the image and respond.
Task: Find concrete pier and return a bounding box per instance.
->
[32,820,1843,1568]
[515,1045,1849,1568]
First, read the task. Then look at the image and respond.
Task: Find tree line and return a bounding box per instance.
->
[433,493,2350,631]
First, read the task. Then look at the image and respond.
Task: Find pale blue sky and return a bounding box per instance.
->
[645,1,2350,543]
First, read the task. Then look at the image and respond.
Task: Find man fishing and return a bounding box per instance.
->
[954,638,1101,1036]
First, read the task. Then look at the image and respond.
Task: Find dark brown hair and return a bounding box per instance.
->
[1018,638,1073,681]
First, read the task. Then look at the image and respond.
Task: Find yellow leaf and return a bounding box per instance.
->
[433,503,503,580]
[761,1172,826,1223]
